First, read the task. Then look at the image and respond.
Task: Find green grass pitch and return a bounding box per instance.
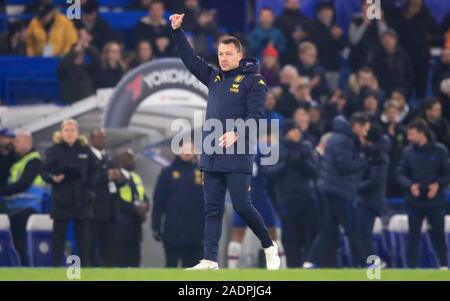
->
[0,268,449,281]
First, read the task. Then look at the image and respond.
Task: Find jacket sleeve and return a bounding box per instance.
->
[396,148,413,190]
[438,146,450,189]
[245,76,267,122]
[0,159,42,196]
[151,169,169,232]
[332,138,366,175]
[358,164,385,193]
[297,145,319,179]
[172,28,215,87]
[41,146,59,185]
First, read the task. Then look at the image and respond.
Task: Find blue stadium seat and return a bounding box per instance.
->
[0,214,21,267]
[26,214,53,267]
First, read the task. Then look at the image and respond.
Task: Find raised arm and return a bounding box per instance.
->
[170,13,215,86]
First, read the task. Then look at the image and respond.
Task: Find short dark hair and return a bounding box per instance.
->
[219,36,242,53]
[407,118,430,134]
[150,0,164,8]
[358,66,374,74]
[350,112,370,126]
[423,96,440,112]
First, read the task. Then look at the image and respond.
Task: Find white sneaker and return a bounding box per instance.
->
[186,259,219,270]
[302,261,315,269]
[439,266,448,270]
[264,241,281,270]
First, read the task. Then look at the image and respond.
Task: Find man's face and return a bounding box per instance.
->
[265,93,277,111]
[13,135,30,155]
[317,8,333,25]
[299,49,317,67]
[407,128,425,146]
[286,128,301,142]
[150,3,164,21]
[120,152,136,171]
[138,41,152,61]
[259,9,274,29]
[218,43,242,71]
[426,102,442,121]
[294,108,309,131]
[285,0,300,11]
[179,142,195,162]
[352,122,370,140]
[363,96,378,114]
[90,130,107,150]
[358,71,374,88]
[381,35,397,54]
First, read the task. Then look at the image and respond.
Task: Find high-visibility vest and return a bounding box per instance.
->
[6,151,46,212]
[119,172,145,203]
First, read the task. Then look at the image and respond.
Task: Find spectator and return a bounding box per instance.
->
[274,65,300,118]
[346,67,385,115]
[309,102,324,142]
[440,78,450,118]
[247,7,287,59]
[265,119,319,267]
[390,88,414,124]
[422,97,450,150]
[397,119,450,268]
[361,91,382,127]
[0,128,16,189]
[380,100,408,198]
[348,1,388,71]
[182,0,219,58]
[73,0,116,51]
[115,149,150,267]
[396,0,442,98]
[274,0,312,65]
[128,40,154,69]
[133,0,174,57]
[264,91,284,126]
[432,48,450,95]
[260,45,280,87]
[296,41,329,101]
[293,107,319,146]
[42,119,97,267]
[96,41,126,89]
[88,129,119,267]
[292,77,317,111]
[370,30,413,97]
[310,2,346,91]
[26,3,78,57]
[321,89,348,132]
[152,141,204,268]
[57,29,101,104]
[0,132,46,265]
[2,21,28,55]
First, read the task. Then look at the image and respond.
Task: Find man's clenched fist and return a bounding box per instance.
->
[169,13,185,30]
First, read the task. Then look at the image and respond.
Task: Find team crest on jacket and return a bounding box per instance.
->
[234,75,245,83]
[172,170,180,179]
[214,75,222,82]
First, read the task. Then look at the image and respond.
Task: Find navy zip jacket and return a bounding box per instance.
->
[397,133,450,209]
[318,116,367,201]
[172,28,267,174]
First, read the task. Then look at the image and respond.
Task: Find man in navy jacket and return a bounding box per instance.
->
[397,119,450,268]
[169,13,280,270]
[304,113,369,268]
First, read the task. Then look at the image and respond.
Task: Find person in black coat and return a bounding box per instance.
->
[96,41,126,89]
[396,0,442,99]
[0,128,16,190]
[170,13,279,270]
[42,119,97,267]
[422,97,450,151]
[356,125,390,262]
[397,119,450,268]
[88,129,120,267]
[57,29,101,104]
[304,113,369,268]
[152,142,204,268]
[370,30,413,97]
[265,120,319,267]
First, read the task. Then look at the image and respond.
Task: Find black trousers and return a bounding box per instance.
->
[356,203,380,261]
[281,211,317,268]
[203,172,273,262]
[52,219,90,267]
[9,208,36,266]
[407,206,448,268]
[115,218,142,267]
[90,219,116,267]
[164,244,203,268]
[307,195,364,267]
